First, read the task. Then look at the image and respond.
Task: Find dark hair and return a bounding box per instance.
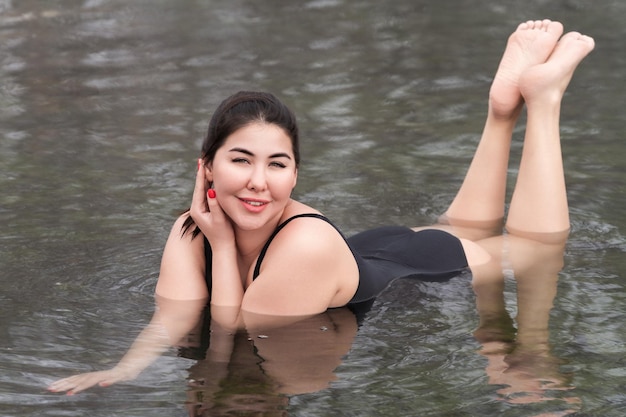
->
[201,91,300,167]
[182,91,300,238]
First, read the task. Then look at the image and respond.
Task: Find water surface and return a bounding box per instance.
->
[1,1,624,416]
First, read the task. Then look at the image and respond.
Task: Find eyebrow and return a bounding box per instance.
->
[228,147,292,160]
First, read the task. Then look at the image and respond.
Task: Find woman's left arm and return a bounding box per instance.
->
[241,218,357,317]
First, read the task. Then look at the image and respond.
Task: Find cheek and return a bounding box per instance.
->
[273,175,297,198]
[211,166,241,189]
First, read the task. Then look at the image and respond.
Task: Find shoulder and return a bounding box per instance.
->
[165,212,204,250]
[278,201,339,239]
[243,213,359,314]
[275,213,346,254]
[155,213,208,300]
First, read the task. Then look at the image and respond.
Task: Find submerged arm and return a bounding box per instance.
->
[48,296,206,395]
[49,215,209,395]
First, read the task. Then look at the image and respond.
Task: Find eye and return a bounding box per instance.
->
[269,161,287,168]
[232,158,250,164]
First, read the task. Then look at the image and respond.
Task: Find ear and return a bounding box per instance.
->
[204,161,213,183]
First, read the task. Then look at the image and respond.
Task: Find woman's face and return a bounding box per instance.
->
[206,122,298,231]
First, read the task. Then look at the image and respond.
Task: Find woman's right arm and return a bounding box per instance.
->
[155,213,210,300]
[48,215,209,394]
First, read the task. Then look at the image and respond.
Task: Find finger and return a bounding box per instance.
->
[66,383,90,395]
[48,376,80,392]
[191,159,209,214]
[48,380,83,394]
[48,372,109,394]
[67,374,106,395]
[206,189,226,221]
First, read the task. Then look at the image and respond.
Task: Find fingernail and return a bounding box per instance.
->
[197,159,202,170]
[207,189,216,199]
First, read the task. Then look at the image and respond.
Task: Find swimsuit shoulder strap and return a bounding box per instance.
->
[252,213,336,279]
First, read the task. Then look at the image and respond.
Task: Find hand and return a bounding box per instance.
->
[189,159,235,248]
[47,368,132,395]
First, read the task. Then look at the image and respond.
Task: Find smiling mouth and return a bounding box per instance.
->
[240,199,268,207]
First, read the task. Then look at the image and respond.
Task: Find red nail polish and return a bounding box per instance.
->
[207,189,216,199]
[197,159,202,170]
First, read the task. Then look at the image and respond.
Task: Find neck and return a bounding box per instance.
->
[233,199,298,262]
[233,215,282,264]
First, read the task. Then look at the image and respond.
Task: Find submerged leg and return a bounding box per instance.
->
[443,20,563,230]
[505,32,595,241]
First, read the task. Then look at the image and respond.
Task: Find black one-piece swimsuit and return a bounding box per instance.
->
[204,213,469,308]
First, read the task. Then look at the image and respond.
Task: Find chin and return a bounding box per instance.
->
[229,213,275,232]
[224,202,285,232]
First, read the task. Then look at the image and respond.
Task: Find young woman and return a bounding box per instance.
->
[158,20,593,314]
[49,20,595,395]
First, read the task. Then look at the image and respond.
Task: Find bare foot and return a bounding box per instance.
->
[490,20,564,119]
[520,31,595,105]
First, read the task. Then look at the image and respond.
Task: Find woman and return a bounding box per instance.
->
[159,20,593,314]
[49,20,595,394]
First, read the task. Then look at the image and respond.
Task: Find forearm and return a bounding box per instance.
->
[48,320,177,394]
[48,298,206,395]
[113,297,207,379]
[111,321,172,379]
[210,245,245,309]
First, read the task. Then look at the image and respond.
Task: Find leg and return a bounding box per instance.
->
[443,20,564,230]
[506,32,595,241]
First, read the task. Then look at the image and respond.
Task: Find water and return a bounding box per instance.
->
[1,0,624,416]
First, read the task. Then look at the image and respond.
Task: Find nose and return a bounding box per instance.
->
[247,165,267,192]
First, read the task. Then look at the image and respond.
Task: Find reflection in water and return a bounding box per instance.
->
[183,309,357,416]
[186,332,290,417]
[472,234,581,416]
[47,234,581,416]
[1,1,624,416]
